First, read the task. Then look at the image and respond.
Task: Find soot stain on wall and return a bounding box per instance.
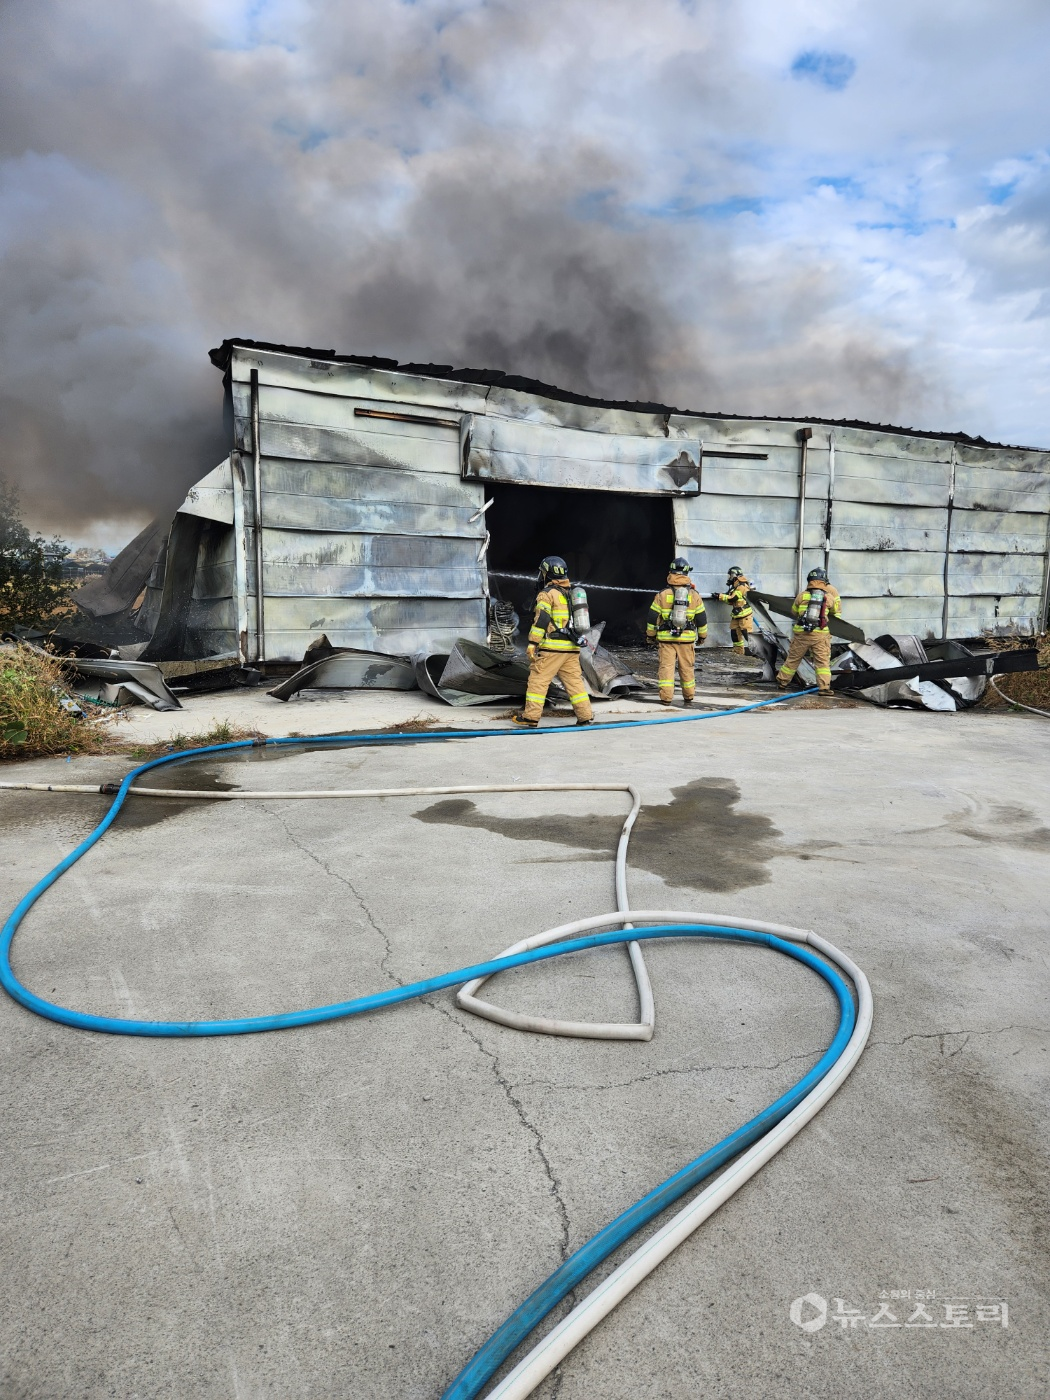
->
[412,777,784,893]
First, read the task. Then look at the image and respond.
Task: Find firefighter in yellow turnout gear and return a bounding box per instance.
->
[776,568,842,694]
[512,556,594,727]
[646,557,707,706]
[716,566,754,654]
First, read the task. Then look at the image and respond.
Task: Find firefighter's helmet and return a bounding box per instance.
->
[807,567,829,584]
[669,557,692,574]
[538,556,569,587]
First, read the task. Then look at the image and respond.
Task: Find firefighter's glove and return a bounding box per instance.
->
[526,644,537,660]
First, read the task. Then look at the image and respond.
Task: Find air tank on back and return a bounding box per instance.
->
[670,586,690,631]
[570,585,591,638]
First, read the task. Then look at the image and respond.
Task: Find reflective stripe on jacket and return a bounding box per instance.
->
[717,581,753,621]
[646,574,707,643]
[791,583,842,634]
[529,583,579,652]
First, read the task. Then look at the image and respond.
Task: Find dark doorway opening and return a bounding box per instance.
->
[485,483,675,644]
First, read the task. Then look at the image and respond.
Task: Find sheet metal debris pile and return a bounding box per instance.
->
[268,629,646,704]
[744,601,1042,711]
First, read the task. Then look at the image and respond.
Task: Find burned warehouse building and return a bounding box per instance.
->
[76,338,1050,671]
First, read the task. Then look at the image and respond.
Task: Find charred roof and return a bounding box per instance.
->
[209,337,1044,453]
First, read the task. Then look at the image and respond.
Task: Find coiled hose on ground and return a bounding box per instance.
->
[0,693,871,1398]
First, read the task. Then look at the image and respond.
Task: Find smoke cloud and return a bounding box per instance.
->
[1,0,1048,539]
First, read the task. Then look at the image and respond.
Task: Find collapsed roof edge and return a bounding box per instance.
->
[208,336,1047,454]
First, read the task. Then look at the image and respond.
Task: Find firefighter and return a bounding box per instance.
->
[776,568,842,694]
[646,557,707,706]
[716,566,754,655]
[511,556,594,727]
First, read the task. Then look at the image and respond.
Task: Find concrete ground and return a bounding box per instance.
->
[0,703,1047,1399]
[88,644,772,747]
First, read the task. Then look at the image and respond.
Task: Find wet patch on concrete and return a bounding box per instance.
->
[412,777,784,893]
[930,1056,1050,1276]
[0,788,114,836]
[112,765,237,831]
[953,801,1050,851]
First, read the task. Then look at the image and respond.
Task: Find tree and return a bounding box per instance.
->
[0,478,75,631]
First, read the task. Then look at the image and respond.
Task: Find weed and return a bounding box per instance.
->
[108,719,263,761]
[0,644,103,759]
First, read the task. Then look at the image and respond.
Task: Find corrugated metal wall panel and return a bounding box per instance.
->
[826,551,946,596]
[946,553,1045,596]
[949,508,1048,553]
[946,595,1042,632]
[235,383,485,659]
[231,382,463,475]
[670,416,808,449]
[260,460,480,509]
[675,493,825,549]
[841,597,947,638]
[257,564,482,601]
[466,416,700,495]
[829,499,947,550]
[232,381,462,444]
[180,458,235,524]
[698,454,830,500]
[240,419,464,472]
[231,346,492,415]
[955,438,1050,490]
[243,461,485,539]
[487,385,667,438]
[832,450,951,507]
[825,426,955,461]
[246,529,483,599]
[954,464,1050,513]
[672,537,800,595]
[258,596,487,658]
[258,492,483,539]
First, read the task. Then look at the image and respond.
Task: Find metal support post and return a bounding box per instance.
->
[250,368,266,663]
[795,427,813,594]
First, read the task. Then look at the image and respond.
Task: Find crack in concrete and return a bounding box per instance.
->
[268,807,400,984]
[271,807,572,1261]
[869,1024,1043,1052]
[517,1045,826,1094]
[426,998,572,1262]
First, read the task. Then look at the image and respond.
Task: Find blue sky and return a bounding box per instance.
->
[1,0,1049,539]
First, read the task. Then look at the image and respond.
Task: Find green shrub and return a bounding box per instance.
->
[0,478,75,631]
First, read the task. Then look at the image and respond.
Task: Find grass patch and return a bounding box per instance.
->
[114,720,266,761]
[0,644,104,760]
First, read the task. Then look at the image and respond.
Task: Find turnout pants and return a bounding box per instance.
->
[777,632,832,692]
[730,615,753,654]
[522,650,593,723]
[657,641,696,704]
